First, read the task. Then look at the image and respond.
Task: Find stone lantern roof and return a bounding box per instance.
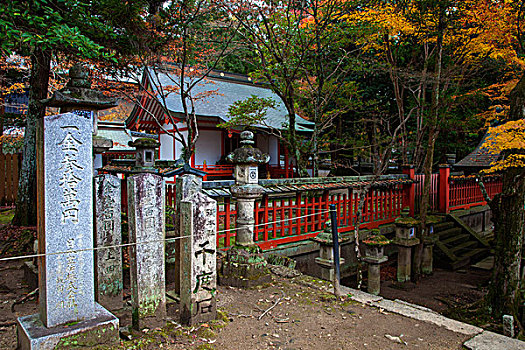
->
[226,131,270,165]
[42,64,118,111]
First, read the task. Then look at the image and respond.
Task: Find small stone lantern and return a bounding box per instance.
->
[393,208,420,283]
[313,222,346,281]
[421,216,441,275]
[42,64,118,135]
[129,138,160,170]
[362,230,390,295]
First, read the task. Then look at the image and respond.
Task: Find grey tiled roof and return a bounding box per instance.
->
[97,121,158,151]
[455,131,499,168]
[147,69,314,132]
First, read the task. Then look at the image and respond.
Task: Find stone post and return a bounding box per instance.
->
[363,243,388,296]
[313,223,345,281]
[220,131,271,287]
[128,173,167,330]
[17,112,118,349]
[169,174,202,293]
[94,174,123,310]
[393,209,420,283]
[180,192,217,325]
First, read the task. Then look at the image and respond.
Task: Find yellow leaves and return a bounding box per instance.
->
[482,119,525,172]
[483,154,525,173]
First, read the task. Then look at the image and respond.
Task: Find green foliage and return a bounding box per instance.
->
[0,0,147,61]
[218,95,276,131]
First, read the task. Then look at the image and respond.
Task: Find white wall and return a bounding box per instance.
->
[195,129,222,165]
[268,136,279,165]
[159,133,174,160]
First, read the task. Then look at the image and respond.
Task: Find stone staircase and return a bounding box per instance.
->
[434,214,491,270]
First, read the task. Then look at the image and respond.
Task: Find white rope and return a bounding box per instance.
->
[0,235,190,262]
[0,209,332,262]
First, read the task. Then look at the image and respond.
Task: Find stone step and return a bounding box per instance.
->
[441,233,471,247]
[437,227,463,240]
[450,240,478,255]
[459,247,490,262]
[433,221,455,232]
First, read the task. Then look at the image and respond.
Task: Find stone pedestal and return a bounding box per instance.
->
[363,246,388,296]
[94,174,123,311]
[393,218,420,283]
[220,246,272,288]
[17,112,118,349]
[128,173,166,330]
[180,192,217,325]
[17,304,118,349]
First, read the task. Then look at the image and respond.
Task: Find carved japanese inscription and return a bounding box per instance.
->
[39,112,94,328]
[95,174,123,310]
[180,192,217,325]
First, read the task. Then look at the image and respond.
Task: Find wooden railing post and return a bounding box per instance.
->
[439,165,450,214]
[402,165,415,217]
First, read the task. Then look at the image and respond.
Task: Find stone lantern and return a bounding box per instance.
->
[42,64,118,135]
[225,130,270,246]
[313,222,346,281]
[220,131,271,287]
[421,216,441,275]
[362,230,390,295]
[42,64,118,174]
[129,138,160,170]
[393,208,420,282]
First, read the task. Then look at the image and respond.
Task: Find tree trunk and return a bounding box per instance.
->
[12,48,51,226]
[487,165,524,319]
[485,71,525,319]
[415,18,444,281]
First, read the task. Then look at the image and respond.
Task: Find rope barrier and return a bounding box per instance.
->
[0,235,190,262]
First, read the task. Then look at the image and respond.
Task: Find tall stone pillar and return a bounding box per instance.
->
[17,112,118,349]
[220,131,271,287]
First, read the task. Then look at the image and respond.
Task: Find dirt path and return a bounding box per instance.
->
[0,260,471,350]
[378,267,490,313]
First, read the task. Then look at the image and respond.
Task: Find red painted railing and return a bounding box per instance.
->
[195,164,234,180]
[250,185,405,250]
[140,167,503,250]
[449,175,502,211]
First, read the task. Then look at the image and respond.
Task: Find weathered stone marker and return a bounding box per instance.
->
[128,173,167,330]
[180,192,217,325]
[17,112,118,349]
[170,174,203,293]
[94,174,123,310]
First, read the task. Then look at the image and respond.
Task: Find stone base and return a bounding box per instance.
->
[220,261,272,288]
[17,303,119,349]
[219,246,272,288]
